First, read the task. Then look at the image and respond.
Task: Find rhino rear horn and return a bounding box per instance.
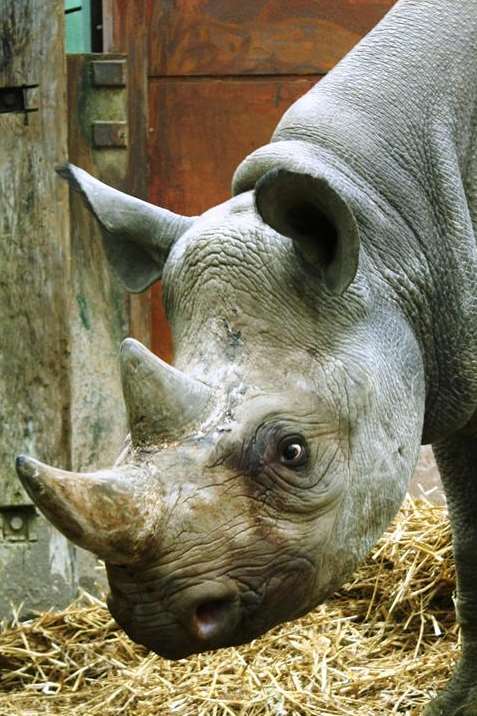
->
[57,163,194,293]
[120,338,213,445]
[254,168,360,294]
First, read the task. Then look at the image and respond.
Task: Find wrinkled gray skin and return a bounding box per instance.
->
[15,1,477,712]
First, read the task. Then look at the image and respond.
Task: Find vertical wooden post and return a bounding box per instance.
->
[0,1,77,614]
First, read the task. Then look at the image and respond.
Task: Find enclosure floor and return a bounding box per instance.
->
[0,498,456,715]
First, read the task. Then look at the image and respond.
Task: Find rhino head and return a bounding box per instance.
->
[16,149,425,659]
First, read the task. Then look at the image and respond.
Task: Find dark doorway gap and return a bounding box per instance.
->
[91,0,103,52]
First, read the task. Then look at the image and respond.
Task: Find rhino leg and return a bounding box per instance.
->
[424,432,477,716]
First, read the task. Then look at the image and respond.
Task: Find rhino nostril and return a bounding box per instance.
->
[193,597,236,641]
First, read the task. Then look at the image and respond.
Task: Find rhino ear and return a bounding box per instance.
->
[57,163,194,293]
[255,168,360,294]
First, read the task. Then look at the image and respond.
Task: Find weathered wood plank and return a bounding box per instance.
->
[148,76,318,359]
[0,1,70,506]
[0,0,80,617]
[66,53,129,474]
[147,0,396,77]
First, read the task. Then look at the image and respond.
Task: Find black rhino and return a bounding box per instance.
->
[16,1,477,712]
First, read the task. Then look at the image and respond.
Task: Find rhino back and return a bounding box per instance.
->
[276,0,477,205]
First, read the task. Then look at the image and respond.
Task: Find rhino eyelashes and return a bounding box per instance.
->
[119,338,214,445]
[278,435,309,468]
[233,423,309,478]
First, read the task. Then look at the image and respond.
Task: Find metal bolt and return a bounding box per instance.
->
[9,515,24,532]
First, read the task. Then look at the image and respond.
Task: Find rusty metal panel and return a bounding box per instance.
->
[147,0,397,77]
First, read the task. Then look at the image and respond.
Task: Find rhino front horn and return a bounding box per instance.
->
[15,455,155,563]
[120,338,213,445]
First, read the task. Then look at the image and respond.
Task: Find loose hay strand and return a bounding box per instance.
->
[0,497,456,715]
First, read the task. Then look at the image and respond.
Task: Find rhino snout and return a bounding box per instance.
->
[108,579,241,659]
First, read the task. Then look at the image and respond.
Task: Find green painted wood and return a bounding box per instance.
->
[65,0,91,53]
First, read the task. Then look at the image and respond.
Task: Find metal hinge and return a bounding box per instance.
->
[92,59,127,87]
[0,85,39,124]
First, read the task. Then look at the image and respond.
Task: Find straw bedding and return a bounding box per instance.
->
[0,498,457,715]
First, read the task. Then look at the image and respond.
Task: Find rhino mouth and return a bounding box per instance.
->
[106,557,316,660]
[107,590,253,660]
[108,605,285,661]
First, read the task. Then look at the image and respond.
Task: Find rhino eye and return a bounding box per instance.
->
[279,435,308,468]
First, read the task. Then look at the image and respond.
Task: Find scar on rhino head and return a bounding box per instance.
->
[16,157,423,659]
